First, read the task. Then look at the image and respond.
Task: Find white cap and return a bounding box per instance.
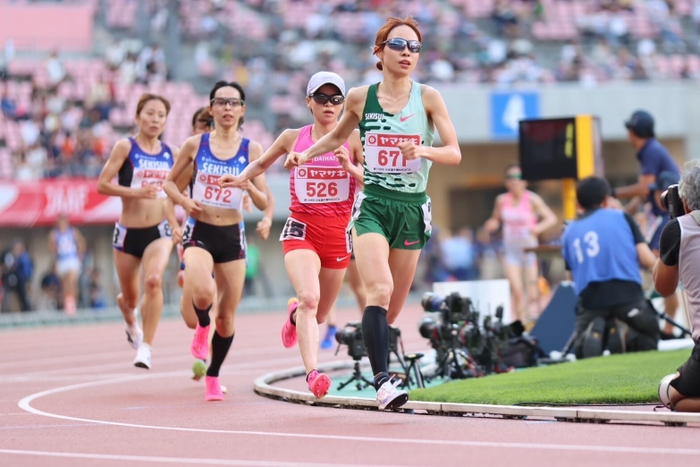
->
[306,71,346,97]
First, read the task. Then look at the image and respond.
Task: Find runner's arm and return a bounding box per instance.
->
[164,137,197,207]
[73,228,87,257]
[256,186,275,240]
[346,129,364,186]
[530,192,558,236]
[421,86,461,166]
[235,130,298,182]
[47,231,57,256]
[484,195,503,233]
[246,141,269,211]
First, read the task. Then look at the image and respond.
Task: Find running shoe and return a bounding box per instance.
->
[281,298,299,348]
[307,370,331,399]
[192,359,207,381]
[320,325,337,349]
[205,376,224,401]
[376,379,408,411]
[133,344,152,370]
[126,319,143,350]
[191,323,210,360]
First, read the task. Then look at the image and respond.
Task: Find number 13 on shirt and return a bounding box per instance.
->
[572,231,600,263]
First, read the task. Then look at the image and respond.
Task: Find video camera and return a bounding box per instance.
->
[662,184,684,219]
[419,292,516,380]
[421,292,477,325]
[335,321,401,361]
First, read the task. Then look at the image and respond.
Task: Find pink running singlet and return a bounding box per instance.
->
[288,125,356,218]
[501,190,537,243]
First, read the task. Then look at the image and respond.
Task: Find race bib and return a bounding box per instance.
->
[131,168,169,198]
[364,132,421,174]
[192,172,243,209]
[294,166,350,204]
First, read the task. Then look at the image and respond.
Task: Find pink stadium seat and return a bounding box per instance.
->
[0,3,95,51]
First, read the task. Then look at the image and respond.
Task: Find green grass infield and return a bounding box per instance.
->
[409,350,690,406]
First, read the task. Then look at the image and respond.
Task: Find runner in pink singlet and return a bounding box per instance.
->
[484,163,558,325]
[218,72,364,398]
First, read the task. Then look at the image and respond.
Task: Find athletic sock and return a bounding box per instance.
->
[361,306,390,391]
[206,331,234,377]
[192,301,212,328]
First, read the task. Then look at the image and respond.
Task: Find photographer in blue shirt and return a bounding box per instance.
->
[562,177,659,358]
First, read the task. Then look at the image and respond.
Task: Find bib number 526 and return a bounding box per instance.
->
[306,181,338,198]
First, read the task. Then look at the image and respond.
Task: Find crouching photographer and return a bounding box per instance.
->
[562,177,660,359]
[654,160,700,412]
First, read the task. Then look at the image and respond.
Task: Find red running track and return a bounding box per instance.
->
[0,304,698,467]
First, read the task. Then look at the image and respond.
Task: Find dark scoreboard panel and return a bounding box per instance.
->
[519,117,576,181]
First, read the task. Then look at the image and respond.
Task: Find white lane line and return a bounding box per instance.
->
[0,338,290,371]
[0,449,414,467]
[16,372,700,457]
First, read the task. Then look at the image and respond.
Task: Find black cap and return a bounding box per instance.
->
[649,171,680,192]
[624,110,655,138]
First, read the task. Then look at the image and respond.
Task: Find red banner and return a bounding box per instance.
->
[0,179,184,227]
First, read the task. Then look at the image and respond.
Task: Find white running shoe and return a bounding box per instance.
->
[376,379,408,411]
[133,344,152,369]
[126,323,143,350]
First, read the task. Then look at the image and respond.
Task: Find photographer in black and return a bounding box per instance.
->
[562,177,659,358]
[654,160,700,412]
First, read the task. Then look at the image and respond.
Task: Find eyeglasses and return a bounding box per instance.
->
[309,93,344,106]
[211,97,244,108]
[381,38,422,54]
[506,173,523,180]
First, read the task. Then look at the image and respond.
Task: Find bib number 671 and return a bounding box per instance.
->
[378,149,407,168]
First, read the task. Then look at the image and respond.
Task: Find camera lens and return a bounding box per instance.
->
[421,292,444,312]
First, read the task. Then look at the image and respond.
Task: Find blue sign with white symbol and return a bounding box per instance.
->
[491,92,540,140]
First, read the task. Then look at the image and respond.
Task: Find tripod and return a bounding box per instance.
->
[654,308,693,338]
[424,325,482,382]
[337,355,374,391]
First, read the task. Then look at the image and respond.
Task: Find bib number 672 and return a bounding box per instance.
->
[204,185,232,203]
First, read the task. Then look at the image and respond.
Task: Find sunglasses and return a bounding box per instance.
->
[211,97,244,108]
[381,38,422,54]
[309,93,344,106]
[506,173,523,180]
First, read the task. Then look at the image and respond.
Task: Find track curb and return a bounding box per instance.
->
[254,360,700,427]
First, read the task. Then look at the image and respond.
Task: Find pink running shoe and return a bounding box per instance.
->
[307,370,331,399]
[205,376,224,401]
[281,298,298,348]
[191,323,210,360]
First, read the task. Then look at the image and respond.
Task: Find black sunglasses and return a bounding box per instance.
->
[381,38,422,54]
[309,93,344,106]
[211,97,244,107]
